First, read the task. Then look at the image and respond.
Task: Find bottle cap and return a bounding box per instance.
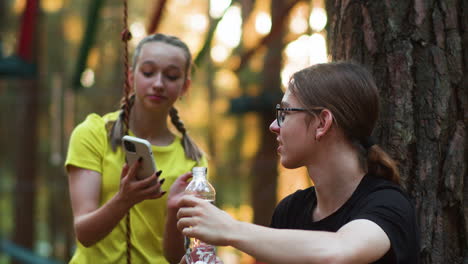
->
[192,167,207,175]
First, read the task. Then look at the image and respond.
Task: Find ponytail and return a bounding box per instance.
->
[366,144,400,185]
[169,107,203,163]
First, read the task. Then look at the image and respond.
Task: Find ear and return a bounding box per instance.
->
[315,109,333,141]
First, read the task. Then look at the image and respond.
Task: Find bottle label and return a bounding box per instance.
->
[185,240,217,264]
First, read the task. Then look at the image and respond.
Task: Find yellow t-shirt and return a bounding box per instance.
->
[65,111,207,264]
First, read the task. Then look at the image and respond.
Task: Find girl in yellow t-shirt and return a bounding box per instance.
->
[65,34,207,264]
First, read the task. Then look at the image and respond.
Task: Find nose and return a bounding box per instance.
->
[269,119,280,134]
[153,72,164,90]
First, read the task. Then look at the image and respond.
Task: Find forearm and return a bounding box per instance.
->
[163,209,185,264]
[229,221,345,264]
[74,194,132,247]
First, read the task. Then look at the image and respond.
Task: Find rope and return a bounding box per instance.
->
[121,0,132,135]
[121,0,132,263]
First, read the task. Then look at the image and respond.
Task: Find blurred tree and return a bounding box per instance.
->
[12,1,41,263]
[250,0,289,228]
[326,0,467,263]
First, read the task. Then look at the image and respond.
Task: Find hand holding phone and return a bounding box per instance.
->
[122,135,157,180]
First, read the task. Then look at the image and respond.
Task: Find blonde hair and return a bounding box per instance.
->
[108,33,203,162]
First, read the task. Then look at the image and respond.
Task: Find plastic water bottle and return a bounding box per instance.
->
[184,167,217,264]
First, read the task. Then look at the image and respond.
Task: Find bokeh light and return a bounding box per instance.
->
[80,68,95,88]
[186,13,208,32]
[255,12,272,35]
[211,45,230,63]
[130,21,146,47]
[41,0,63,13]
[209,0,232,18]
[215,5,242,48]
[308,33,328,64]
[290,15,308,34]
[309,7,327,32]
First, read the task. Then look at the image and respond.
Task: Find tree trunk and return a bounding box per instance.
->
[250,0,287,227]
[13,0,41,260]
[13,78,39,260]
[326,0,467,263]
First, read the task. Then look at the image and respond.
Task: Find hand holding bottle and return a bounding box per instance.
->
[182,167,218,264]
[177,195,238,247]
[167,172,193,211]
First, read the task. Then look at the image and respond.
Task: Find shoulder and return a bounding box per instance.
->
[65,112,119,172]
[71,111,119,138]
[271,187,315,228]
[358,176,413,211]
[352,176,420,263]
[278,187,315,208]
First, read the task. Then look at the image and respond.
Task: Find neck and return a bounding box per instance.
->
[128,102,174,146]
[306,138,365,221]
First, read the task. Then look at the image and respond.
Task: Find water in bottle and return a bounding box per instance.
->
[184,167,217,264]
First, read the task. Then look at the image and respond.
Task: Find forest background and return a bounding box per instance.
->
[0,0,466,264]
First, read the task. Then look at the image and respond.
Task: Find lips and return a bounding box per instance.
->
[147,94,166,101]
[276,137,282,153]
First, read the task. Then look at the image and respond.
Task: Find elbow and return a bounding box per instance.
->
[313,242,351,264]
[74,224,97,248]
[75,232,96,248]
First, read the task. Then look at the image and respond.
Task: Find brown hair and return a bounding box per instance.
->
[108,33,203,162]
[290,62,400,184]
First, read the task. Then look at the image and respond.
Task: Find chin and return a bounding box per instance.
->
[280,158,302,169]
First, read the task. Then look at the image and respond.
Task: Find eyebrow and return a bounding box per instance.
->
[280,101,291,108]
[140,61,182,71]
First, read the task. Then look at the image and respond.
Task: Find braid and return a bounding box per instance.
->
[109,94,134,151]
[169,107,203,162]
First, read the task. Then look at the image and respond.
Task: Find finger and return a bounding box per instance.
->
[121,164,130,179]
[177,217,195,232]
[141,183,166,199]
[176,207,198,219]
[179,256,187,264]
[127,157,142,180]
[136,172,159,189]
[176,172,193,183]
[177,195,204,208]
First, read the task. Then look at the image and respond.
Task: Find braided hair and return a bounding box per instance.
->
[108,33,203,163]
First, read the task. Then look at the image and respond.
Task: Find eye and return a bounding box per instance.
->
[280,110,286,122]
[142,71,153,77]
[166,74,180,81]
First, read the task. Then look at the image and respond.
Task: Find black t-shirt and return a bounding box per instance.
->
[271,175,419,264]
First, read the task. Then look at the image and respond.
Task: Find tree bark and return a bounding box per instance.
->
[326,0,467,263]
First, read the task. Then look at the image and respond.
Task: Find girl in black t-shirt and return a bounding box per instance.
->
[173,62,420,264]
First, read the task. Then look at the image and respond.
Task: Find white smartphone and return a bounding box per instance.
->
[122,135,157,180]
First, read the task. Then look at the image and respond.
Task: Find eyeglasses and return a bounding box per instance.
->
[276,104,325,127]
[276,104,307,128]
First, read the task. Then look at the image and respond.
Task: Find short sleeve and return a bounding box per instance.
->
[354,189,419,263]
[65,114,108,174]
